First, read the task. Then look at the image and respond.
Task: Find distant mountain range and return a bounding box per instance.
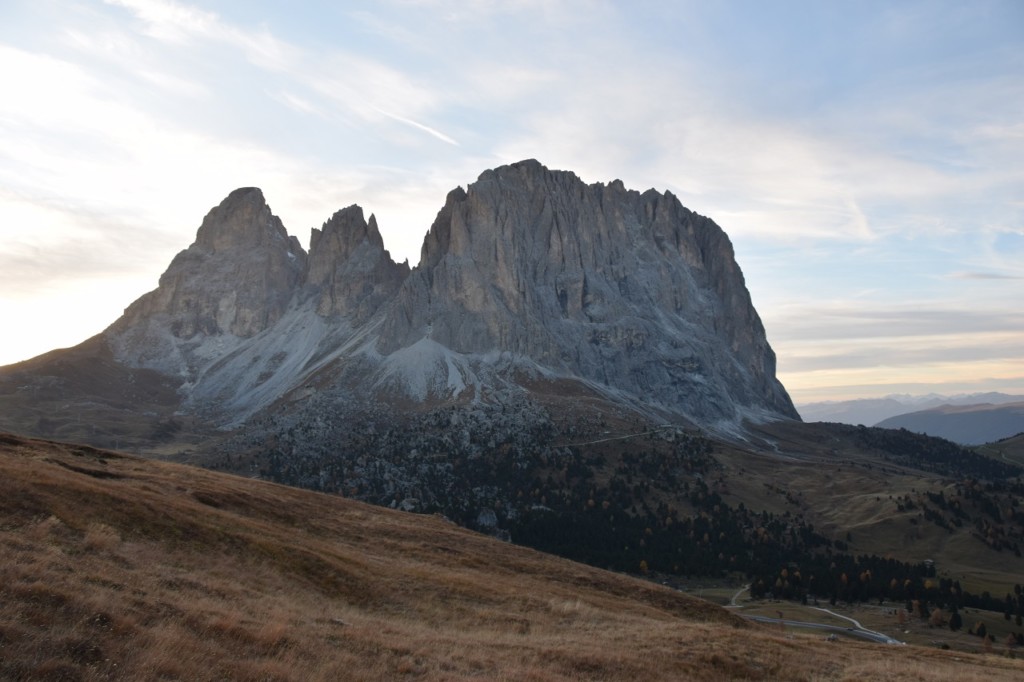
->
[798,393,1024,445]
[875,401,1024,446]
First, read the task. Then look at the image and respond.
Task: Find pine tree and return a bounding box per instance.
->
[949,610,962,631]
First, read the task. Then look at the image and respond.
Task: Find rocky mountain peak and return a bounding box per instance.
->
[107,189,308,372]
[97,160,794,429]
[418,187,468,269]
[381,159,796,423]
[193,187,300,255]
[306,205,410,320]
[309,205,382,261]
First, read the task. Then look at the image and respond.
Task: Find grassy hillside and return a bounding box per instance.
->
[975,432,1024,468]
[3,434,1024,681]
[0,338,198,450]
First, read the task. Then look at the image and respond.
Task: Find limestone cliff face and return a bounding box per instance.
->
[306,205,409,322]
[115,188,306,340]
[100,160,795,427]
[378,160,796,421]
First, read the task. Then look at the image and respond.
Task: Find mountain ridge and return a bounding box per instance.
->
[798,392,1024,432]
[0,159,804,547]
[875,400,1024,445]
[3,163,1024,638]
[10,159,794,441]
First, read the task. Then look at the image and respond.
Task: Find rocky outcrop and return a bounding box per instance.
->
[379,160,796,422]
[306,205,409,322]
[97,160,795,428]
[114,188,306,340]
[105,188,309,378]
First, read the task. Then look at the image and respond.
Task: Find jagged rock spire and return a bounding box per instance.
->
[306,205,409,320]
[103,160,795,426]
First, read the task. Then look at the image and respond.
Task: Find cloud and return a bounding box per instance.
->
[303,56,443,129]
[104,0,461,155]
[0,38,441,303]
[949,271,1023,281]
[93,0,1021,254]
[769,299,1024,402]
[485,59,990,249]
[105,0,299,74]
[781,332,1024,372]
[104,0,217,44]
[767,301,1024,341]
[0,188,182,292]
[273,91,325,118]
[376,109,459,146]
[59,27,210,100]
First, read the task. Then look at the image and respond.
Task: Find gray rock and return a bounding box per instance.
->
[112,188,305,340]
[378,160,796,423]
[106,188,308,380]
[306,205,409,322]
[100,160,796,432]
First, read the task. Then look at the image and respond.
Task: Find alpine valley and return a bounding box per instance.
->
[3,161,1024,664]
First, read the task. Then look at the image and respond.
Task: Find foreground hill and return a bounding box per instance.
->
[4,433,1024,681]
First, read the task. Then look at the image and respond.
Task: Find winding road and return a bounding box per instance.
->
[745,606,905,647]
[724,586,903,644]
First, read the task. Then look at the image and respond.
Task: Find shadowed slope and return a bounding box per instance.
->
[0,338,186,449]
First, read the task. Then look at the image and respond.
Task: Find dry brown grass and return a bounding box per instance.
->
[3,433,1024,681]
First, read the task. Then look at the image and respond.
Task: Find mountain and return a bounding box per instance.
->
[797,392,1024,427]
[375,161,794,424]
[876,401,1024,445]
[1,160,795,447]
[8,433,1022,681]
[8,161,1024,609]
[797,397,930,427]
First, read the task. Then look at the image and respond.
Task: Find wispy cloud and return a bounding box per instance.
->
[105,0,299,73]
[767,298,1024,402]
[272,91,325,118]
[767,301,1024,342]
[949,271,1023,281]
[104,0,217,44]
[0,188,181,289]
[376,109,459,146]
[105,0,448,133]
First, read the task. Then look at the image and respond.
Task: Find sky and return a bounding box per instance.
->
[1,0,1022,405]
